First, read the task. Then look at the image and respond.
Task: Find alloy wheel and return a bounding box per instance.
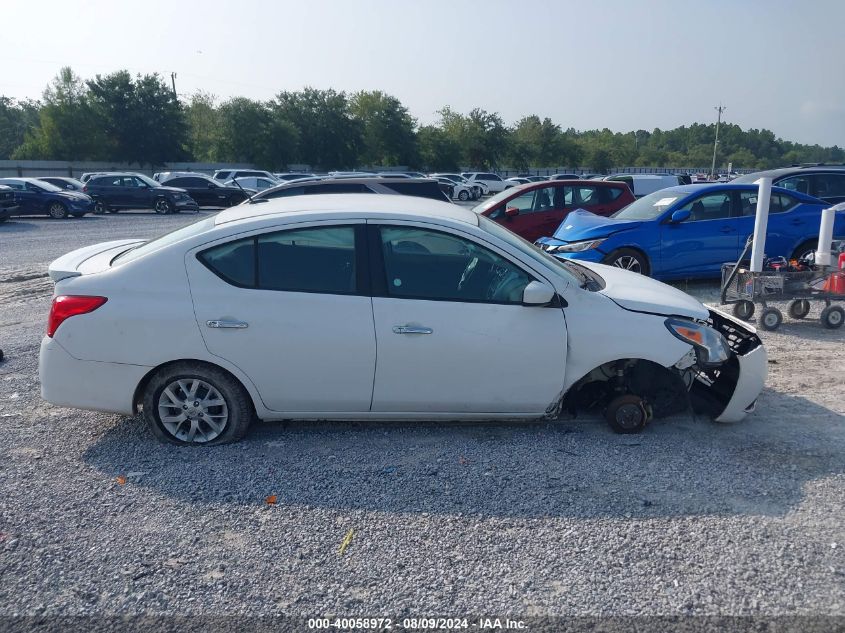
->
[157,378,229,443]
[612,255,642,273]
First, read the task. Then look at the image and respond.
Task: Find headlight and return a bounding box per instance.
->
[547,239,605,253]
[665,318,730,366]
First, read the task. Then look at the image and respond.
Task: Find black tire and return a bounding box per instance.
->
[605,394,648,434]
[820,305,844,329]
[733,300,755,320]
[788,299,811,319]
[602,248,650,276]
[154,198,173,214]
[48,202,68,219]
[760,307,783,331]
[458,190,469,201]
[93,200,108,215]
[792,240,817,262]
[142,362,253,446]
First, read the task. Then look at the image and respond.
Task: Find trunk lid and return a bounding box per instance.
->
[48,239,144,282]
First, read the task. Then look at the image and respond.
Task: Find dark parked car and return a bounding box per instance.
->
[37,177,86,191]
[213,169,279,183]
[83,173,199,214]
[732,165,845,205]
[160,174,251,207]
[0,185,18,222]
[0,178,93,218]
[251,177,451,203]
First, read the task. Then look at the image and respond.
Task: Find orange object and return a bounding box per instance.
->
[116,475,127,485]
[265,495,277,505]
[824,271,845,295]
[838,252,845,270]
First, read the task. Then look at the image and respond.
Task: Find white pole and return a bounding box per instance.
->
[816,206,837,267]
[749,177,772,273]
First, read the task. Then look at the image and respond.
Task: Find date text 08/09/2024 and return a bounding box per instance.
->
[307,617,527,630]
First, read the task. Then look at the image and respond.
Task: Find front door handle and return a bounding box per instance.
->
[206,319,249,329]
[392,325,433,335]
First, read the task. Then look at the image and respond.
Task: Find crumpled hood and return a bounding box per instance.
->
[579,260,709,320]
[552,209,643,241]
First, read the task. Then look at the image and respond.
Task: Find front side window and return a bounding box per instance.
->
[379,226,531,304]
[676,192,732,221]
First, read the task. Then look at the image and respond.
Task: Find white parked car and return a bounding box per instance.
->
[431,173,487,199]
[224,176,277,191]
[433,176,474,201]
[39,194,766,445]
[462,172,511,194]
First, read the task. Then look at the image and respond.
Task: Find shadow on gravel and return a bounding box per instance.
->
[0,220,39,232]
[82,388,844,520]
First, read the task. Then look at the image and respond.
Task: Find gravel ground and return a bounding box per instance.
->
[0,211,844,625]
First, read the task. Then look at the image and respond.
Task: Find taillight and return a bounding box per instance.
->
[47,295,107,337]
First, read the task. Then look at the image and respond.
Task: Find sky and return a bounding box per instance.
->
[3,0,845,147]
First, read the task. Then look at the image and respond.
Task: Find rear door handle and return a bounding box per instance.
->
[206,319,249,329]
[393,325,433,335]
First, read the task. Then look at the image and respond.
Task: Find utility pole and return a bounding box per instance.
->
[170,72,177,97]
[710,104,726,181]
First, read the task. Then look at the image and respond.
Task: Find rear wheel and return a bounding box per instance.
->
[458,190,469,201]
[792,240,817,262]
[788,299,811,319]
[142,362,253,446]
[733,300,755,320]
[603,248,649,275]
[154,198,173,214]
[93,200,108,214]
[48,202,68,219]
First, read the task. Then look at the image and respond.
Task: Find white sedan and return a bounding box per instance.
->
[39,195,767,445]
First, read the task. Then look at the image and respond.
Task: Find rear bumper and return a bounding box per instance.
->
[39,337,150,416]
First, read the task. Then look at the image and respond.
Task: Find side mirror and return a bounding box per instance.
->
[670,209,691,223]
[505,206,520,218]
[522,280,555,306]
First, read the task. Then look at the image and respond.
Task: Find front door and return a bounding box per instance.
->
[495,185,565,241]
[368,223,567,413]
[186,222,376,412]
[659,191,741,277]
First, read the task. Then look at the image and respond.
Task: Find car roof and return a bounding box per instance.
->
[214,193,478,227]
[647,182,825,201]
[733,166,845,183]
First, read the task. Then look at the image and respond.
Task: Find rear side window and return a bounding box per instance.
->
[197,226,358,295]
[385,181,447,200]
[198,237,256,286]
[814,173,845,198]
[776,175,812,196]
[602,186,624,202]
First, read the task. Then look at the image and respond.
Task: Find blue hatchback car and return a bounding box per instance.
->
[0,177,94,219]
[535,184,844,280]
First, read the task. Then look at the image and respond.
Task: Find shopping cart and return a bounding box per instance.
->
[720,237,845,331]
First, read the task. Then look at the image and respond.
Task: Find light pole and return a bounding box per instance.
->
[710,104,726,180]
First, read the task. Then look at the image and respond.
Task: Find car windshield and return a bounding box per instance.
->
[135,174,161,188]
[477,214,594,287]
[112,217,216,265]
[472,186,528,213]
[610,189,682,220]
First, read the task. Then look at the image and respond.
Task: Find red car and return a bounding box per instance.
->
[472,180,635,242]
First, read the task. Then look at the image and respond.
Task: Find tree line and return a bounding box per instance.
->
[1,67,843,172]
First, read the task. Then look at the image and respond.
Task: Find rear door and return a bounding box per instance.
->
[368,222,567,414]
[659,191,741,276]
[186,221,376,412]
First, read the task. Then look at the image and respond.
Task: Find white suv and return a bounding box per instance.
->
[462,172,511,194]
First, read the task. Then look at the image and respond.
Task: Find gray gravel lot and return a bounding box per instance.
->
[0,209,843,622]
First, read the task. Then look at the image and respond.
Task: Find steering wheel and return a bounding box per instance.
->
[457,256,479,292]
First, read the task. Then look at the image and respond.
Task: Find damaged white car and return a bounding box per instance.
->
[39,194,767,445]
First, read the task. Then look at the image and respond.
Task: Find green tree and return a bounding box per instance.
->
[350,90,417,167]
[0,97,40,159]
[274,88,360,169]
[13,67,103,160]
[417,124,461,171]
[185,91,221,162]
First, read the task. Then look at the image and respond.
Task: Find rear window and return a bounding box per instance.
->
[113,217,216,265]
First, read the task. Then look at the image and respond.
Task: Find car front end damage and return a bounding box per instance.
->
[558,308,766,429]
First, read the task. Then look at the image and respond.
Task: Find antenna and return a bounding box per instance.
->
[710,104,726,180]
[229,177,257,204]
